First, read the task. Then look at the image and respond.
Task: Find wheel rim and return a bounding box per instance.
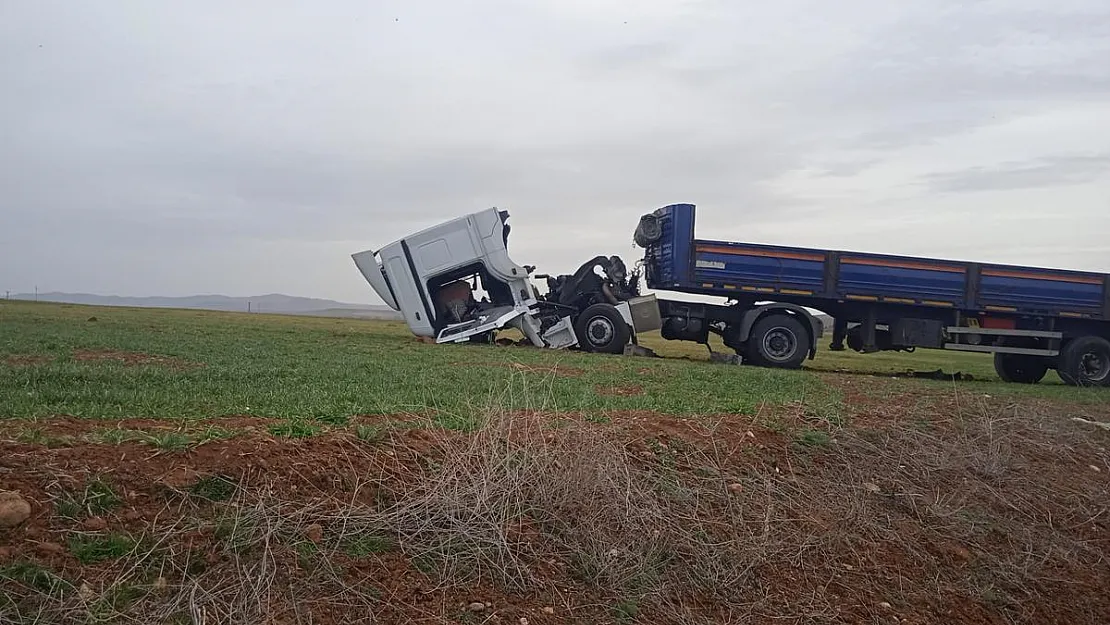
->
[762,327,798,362]
[1079,350,1110,382]
[586,316,615,347]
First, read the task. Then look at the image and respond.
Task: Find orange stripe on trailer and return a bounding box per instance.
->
[841,257,965,273]
[695,244,825,262]
[723,284,736,290]
[846,294,879,301]
[882,297,916,304]
[981,269,1103,285]
[1058,311,1086,318]
[984,305,1018,312]
[780,288,814,295]
[701,283,714,288]
[923,300,955,307]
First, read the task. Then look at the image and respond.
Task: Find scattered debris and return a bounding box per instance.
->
[542,606,555,615]
[468,602,487,612]
[904,369,973,381]
[863,482,882,494]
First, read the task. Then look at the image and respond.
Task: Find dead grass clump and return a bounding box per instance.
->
[377,412,674,591]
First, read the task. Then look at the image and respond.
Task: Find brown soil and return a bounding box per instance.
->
[71,349,202,370]
[2,394,1109,625]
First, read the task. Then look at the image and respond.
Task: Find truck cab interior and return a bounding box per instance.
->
[426,262,515,329]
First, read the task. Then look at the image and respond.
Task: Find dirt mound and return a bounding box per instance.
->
[2,402,1108,625]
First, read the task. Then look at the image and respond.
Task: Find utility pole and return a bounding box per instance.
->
[34,285,38,301]
[248,301,252,313]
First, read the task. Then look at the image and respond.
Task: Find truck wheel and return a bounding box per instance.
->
[574,303,630,354]
[1058,336,1110,387]
[993,353,1048,384]
[747,314,808,369]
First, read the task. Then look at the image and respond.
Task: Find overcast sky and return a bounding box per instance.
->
[2,0,1108,304]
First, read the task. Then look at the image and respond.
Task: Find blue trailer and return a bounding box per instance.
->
[634,203,1110,386]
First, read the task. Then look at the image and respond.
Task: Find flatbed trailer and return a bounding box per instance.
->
[634,203,1110,386]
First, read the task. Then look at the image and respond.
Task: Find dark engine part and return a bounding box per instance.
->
[634,213,663,248]
[543,255,640,311]
[661,315,709,343]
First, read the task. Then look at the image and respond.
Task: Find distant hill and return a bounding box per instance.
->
[9,292,401,319]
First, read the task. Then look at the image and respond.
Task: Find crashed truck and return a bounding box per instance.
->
[351,208,666,355]
[350,207,825,368]
[353,203,1110,384]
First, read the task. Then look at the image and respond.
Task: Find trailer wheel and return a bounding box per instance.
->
[747,314,808,369]
[574,303,630,354]
[1058,336,1110,387]
[993,353,1048,384]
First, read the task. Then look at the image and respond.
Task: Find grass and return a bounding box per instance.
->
[68,533,137,564]
[143,430,193,451]
[2,300,1103,428]
[0,300,829,421]
[354,423,386,442]
[343,533,395,557]
[56,476,122,519]
[268,421,321,438]
[0,562,69,595]
[189,475,238,502]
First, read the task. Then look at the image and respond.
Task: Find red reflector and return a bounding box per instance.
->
[980,316,1016,330]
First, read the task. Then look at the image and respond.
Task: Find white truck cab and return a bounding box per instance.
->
[352,208,660,352]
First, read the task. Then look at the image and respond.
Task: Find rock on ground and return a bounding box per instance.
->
[0,491,32,528]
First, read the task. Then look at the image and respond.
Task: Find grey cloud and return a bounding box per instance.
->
[926,155,1110,193]
[1,0,1108,301]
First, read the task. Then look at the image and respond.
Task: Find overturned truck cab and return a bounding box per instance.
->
[351,208,660,353]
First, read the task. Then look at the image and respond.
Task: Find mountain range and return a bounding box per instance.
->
[8,292,401,320]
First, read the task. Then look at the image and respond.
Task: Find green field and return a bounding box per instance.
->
[4,299,1110,625]
[1,299,1103,424]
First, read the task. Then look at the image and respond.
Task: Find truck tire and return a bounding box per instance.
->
[575,303,630,354]
[746,314,808,369]
[993,353,1048,384]
[1057,336,1110,387]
